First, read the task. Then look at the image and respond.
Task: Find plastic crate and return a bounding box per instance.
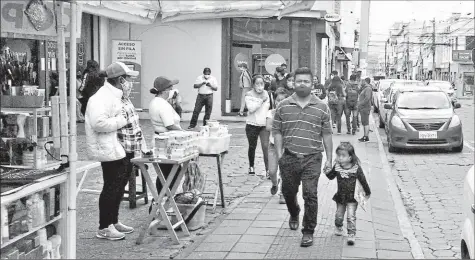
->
[198,134,231,155]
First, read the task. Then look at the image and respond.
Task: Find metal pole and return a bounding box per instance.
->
[68,0,78,258]
[432,18,436,79]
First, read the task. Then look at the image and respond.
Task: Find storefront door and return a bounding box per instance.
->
[230,43,252,112]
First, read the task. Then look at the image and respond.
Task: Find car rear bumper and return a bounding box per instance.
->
[388,125,463,149]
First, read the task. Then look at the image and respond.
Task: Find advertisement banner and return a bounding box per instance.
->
[112,40,142,108]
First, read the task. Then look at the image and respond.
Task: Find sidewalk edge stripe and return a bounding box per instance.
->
[464,141,475,151]
[370,114,425,259]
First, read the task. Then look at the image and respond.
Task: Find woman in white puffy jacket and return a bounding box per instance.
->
[85,62,139,241]
[245,75,271,177]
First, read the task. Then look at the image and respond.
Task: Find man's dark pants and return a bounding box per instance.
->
[189,93,213,127]
[344,103,359,131]
[279,151,322,235]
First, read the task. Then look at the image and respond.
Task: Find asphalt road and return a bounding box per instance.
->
[371,98,474,259]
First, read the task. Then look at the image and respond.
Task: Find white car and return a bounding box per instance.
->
[425,80,458,105]
[461,165,474,259]
[373,79,394,113]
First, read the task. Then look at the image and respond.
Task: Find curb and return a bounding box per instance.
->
[369,114,425,259]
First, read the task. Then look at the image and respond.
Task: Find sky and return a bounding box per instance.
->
[368,0,474,53]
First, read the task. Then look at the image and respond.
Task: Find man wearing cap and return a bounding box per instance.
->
[281,63,289,77]
[188,68,218,129]
[85,61,143,241]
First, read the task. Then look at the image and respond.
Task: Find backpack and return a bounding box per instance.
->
[328,90,339,105]
[346,86,359,106]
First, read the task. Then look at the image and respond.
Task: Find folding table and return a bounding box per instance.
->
[199,151,227,212]
[132,154,198,245]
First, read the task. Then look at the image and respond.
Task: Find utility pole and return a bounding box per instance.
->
[432,18,436,80]
[384,40,387,77]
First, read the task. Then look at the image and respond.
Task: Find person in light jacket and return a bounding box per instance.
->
[357,78,373,142]
[85,61,139,241]
[238,63,252,116]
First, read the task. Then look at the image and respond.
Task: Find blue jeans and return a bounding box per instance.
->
[329,100,344,133]
[279,151,322,234]
[335,202,358,235]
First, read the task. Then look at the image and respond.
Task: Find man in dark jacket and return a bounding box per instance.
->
[358,78,373,142]
[327,76,346,134]
[270,67,287,92]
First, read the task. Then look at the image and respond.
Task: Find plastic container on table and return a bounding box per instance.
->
[198,134,231,155]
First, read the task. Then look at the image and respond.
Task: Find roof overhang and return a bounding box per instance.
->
[80,0,159,25]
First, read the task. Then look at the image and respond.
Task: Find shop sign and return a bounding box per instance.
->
[234,53,250,71]
[265,54,286,74]
[1,0,81,39]
[324,13,341,23]
[112,40,142,108]
[452,50,472,63]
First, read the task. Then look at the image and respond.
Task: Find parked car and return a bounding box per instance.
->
[378,80,424,128]
[383,86,463,153]
[373,79,400,113]
[426,80,458,105]
[461,165,474,259]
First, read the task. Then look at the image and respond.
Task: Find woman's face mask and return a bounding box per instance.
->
[287,78,294,89]
[254,79,265,93]
[120,77,133,98]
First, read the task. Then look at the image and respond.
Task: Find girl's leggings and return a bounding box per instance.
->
[245,124,269,170]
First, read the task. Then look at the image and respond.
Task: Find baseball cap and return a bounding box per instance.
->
[153,76,179,92]
[105,61,139,78]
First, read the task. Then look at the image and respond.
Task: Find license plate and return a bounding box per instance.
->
[419,131,437,139]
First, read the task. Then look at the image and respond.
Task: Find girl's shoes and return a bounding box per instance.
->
[347,234,355,245]
[279,194,286,204]
[248,167,255,175]
[270,179,280,195]
[335,226,344,236]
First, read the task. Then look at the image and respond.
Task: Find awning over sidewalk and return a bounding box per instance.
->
[80,0,160,25]
[336,46,353,62]
[159,1,315,23]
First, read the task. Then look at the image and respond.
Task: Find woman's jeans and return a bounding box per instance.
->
[99,152,133,229]
[329,100,344,133]
[245,124,269,170]
[335,202,358,235]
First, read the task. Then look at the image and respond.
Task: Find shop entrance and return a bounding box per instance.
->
[230,43,290,112]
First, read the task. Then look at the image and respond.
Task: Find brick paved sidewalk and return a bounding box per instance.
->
[181,128,415,259]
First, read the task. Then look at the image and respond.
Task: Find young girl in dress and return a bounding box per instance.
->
[325,142,371,245]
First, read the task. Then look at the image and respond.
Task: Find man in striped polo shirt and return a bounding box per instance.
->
[273,67,333,247]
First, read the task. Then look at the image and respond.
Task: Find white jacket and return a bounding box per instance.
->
[85,82,127,162]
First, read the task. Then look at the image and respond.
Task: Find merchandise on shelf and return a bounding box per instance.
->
[0,225,61,259]
[197,121,231,154]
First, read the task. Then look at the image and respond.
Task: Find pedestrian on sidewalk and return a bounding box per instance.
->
[327,76,346,134]
[357,78,373,142]
[79,60,104,116]
[273,67,333,247]
[245,75,271,176]
[85,61,140,241]
[167,88,183,117]
[270,66,287,93]
[284,72,295,95]
[344,75,360,135]
[238,63,252,117]
[312,76,327,102]
[188,68,218,129]
[325,142,371,246]
[266,88,289,204]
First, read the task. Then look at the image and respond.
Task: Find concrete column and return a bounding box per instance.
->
[359,0,370,76]
[99,16,109,69]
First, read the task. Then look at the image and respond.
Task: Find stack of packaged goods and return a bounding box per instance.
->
[153,131,200,160]
[1,186,62,259]
[198,121,231,154]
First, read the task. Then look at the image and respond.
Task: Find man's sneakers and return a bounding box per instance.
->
[358,136,369,142]
[114,221,134,234]
[289,216,299,230]
[301,233,314,247]
[347,234,356,245]
[248,167,255,175]
[96,224,125,241]
[334,226,344,236]
[187,126,195,130]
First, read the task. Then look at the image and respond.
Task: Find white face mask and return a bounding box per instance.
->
[204,75,210,80]
[120,78,133,98]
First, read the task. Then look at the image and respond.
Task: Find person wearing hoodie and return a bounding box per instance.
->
[357,78,373,142]
[327,76,346,134]
[344,75,360,135]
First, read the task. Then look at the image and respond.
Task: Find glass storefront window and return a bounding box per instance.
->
[232,18,290,42]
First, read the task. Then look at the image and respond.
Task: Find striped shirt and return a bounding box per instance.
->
[117,97,143,153]
[272,94,332,155]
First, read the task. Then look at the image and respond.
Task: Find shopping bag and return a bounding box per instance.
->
[354,179,368,212]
